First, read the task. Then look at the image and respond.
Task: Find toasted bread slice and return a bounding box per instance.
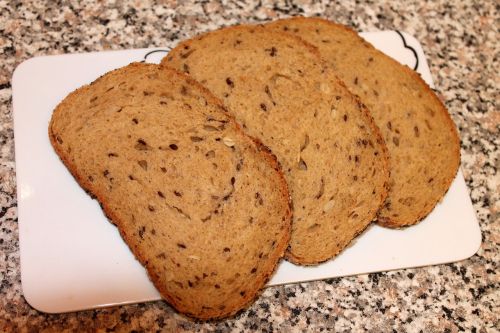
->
[267,17,460,227]
[49,63,292,319]
[163,25,389,264]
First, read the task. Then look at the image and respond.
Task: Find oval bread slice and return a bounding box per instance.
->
[163,25,389,265]
[266,17,461,228]
[49,63,292,319]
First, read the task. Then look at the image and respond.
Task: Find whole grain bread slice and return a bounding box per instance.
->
[163,25,389,265]
[49,63,292,319]
[267,17,461,227]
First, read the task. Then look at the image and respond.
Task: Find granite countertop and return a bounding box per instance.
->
[0,0,498,331]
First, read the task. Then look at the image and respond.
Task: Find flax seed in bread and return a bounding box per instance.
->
[163,25,389,265]
[49,63,292,319]
[267,17,460,227]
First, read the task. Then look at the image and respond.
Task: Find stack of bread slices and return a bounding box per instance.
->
[49,17,460,319]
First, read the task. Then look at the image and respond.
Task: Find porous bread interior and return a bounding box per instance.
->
[163,25,389,264]
[266,17,461,227]
[49,63,291,319]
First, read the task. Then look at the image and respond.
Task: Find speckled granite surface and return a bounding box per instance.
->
[0,0,498,331]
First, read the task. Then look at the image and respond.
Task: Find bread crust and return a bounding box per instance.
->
[49,63,292,319]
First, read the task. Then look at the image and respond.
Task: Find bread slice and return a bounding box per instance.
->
[49,63,292,319]
[267,17,461,227]
[162,25,389,265]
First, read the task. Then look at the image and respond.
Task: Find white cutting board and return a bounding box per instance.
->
[12,31,481,314]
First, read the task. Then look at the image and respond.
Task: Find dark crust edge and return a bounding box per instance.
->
[161,23,324,71]
[164,23,391,266]
[49,62,292,320]
[268,16,461,229]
